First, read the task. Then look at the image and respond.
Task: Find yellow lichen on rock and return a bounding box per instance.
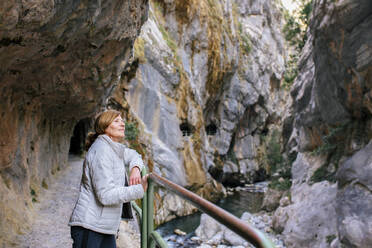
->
[182,141,206,186]
[134,37,147,63]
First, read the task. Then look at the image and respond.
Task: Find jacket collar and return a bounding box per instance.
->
[97,134,124,159]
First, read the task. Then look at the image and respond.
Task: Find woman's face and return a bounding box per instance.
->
[105,115,125,142]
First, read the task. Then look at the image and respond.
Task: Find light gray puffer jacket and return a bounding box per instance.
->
[69,135,144,235]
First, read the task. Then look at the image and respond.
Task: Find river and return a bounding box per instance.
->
[156,188,265,247]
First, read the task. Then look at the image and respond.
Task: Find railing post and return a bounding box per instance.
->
[147,177,155,248]
[141,168,148,248]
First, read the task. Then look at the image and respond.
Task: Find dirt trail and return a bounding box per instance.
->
[15,156,140,248]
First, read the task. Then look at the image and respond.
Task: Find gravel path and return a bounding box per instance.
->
[15,155,140,248]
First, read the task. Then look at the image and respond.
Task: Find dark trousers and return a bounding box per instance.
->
[71,226,116,248]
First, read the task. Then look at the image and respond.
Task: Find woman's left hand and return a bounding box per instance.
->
[129,166,141,185]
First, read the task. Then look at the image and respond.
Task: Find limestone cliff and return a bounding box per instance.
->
[110,0,287,224]
[275,0,372,247]
[0,0,148,245]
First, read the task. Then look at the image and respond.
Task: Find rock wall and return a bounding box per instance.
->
[4,1,369,247]
[0,0,148,245]
[275,0,372,247]
[110,0,287,224]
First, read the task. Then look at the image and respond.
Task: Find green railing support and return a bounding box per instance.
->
[149,231,168,248]
[131,201,142,220]
[147,178,155,248]
[141,168,148,248]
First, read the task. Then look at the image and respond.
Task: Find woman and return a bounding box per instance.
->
[69,110,148,248]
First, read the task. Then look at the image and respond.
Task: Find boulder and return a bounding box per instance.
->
[275,181,338,248]
[336,141,372,247]
[155,191,196,225]
[195,214,224,242]
[261,188,283,212]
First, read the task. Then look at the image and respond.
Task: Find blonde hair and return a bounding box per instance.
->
[85,109,121,150]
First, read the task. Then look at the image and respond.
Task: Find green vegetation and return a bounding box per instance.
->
[42,179,48,189]
[283,0,312,52]
[238,22,252,55]
[51,165,61,175]
[152,0,181,65]
[266,130,284,174]
[282,54,299,88]
[310,123,350,183]
[310,164,336,183]
[226,145,238,165]
[152,1,178,55]
[266,130,292,191]
[270,178,292,191]
[326,235,336,245]
[312,142,337,156]
[152,0,165,21]
[241,33,252,55]
[30,188,36,196]
[30,187,38,202]
[154,5,183,72]
[124,121,146,161]
[311,123,348,156]
[282,0,313,87]
[125,122,139,141]
[158,25,178,53]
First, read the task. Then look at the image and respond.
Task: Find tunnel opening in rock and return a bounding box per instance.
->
[205,123,217,135]
[69,118,92,155]
[179,122,194,136]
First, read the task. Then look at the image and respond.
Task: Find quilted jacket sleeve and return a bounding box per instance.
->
[89,150,144,206]
[123,147,144,173]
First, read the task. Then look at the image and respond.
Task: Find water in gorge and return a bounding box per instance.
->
[156,187,265,247]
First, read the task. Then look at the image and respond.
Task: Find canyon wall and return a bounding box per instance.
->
[2,0,370,247]
[110,0,288,224]
[274,0,372,247]
[0,0,148,245]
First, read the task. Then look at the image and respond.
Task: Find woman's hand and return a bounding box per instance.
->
[141,174,149,192]
[129,166,141,185]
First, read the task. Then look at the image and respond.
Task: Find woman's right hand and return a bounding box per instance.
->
[141,174,149,192]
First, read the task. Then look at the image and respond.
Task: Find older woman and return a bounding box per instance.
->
[69,110,148,248]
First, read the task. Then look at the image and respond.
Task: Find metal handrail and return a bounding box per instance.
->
[134,168,275,248]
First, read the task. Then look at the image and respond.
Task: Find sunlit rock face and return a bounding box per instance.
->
[111,0,286,223]
[0,0,148,245]
[278,0,372,247]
